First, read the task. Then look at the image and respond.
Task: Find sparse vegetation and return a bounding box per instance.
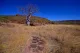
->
[0,23,80,53]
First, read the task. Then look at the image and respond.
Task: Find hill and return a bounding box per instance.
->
[0,15,53,25]
[0,15,80,25]
[0,23,80,53]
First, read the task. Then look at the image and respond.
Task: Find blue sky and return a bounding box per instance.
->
[0,0,80,21]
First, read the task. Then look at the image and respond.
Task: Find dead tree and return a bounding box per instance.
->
[20,4,38,26]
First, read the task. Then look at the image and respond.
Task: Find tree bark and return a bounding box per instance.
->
[26,14,31,26]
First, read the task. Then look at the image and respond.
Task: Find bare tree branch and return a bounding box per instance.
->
[19,4,38,26]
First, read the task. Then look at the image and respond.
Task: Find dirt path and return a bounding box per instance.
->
[24,35,46,53]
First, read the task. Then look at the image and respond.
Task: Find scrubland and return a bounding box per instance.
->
[0,23,80,53]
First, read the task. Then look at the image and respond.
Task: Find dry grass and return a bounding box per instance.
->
[0,23,80,53]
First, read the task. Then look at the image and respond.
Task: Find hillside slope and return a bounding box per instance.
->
[0,23,80,53]
[0,16,53,25]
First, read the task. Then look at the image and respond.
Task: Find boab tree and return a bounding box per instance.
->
[20,4,38,26]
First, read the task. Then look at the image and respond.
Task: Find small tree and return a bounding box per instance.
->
[20,4,38,26]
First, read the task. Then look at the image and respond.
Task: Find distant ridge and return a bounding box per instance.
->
[54,20,80,25]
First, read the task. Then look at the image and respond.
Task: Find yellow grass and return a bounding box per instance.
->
[0,23,80,53]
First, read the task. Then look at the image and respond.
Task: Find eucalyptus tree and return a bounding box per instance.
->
[20,4,38,26]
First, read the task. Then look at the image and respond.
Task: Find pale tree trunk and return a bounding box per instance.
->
[26,14,31,26]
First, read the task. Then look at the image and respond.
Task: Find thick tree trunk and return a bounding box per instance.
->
[26,14,31,26]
